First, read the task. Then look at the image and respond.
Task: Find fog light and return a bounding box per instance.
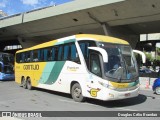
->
[109,93,114,98]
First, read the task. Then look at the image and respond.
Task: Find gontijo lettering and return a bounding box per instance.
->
[23,64,39,70]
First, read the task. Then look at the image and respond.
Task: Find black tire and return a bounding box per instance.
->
[26,78,33,90]
[71,83,85,102]
[21,77,27,89]
[155,87,160,95]
[20,77,24,87]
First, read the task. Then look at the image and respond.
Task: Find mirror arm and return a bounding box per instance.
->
[133,50,146,63]
[88,47,108,63]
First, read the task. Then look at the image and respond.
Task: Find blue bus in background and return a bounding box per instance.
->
[0,52,15,81]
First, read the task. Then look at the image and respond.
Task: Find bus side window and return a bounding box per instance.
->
[64,45,70,60]
[0,63,2,72]
[80,43,85,56]
[52,48,55,61]
[79,41,96,68]
[22,53,25,62]
[25,52,31,62]
[16,53,21,63]
[79,43,89,60]
[90,53,102,77]
[33,50,39,62]
[58,46,63,61]
[30,51,33,62]
[37,49,44,62]
[40,49,44,61]
[71,44,80,64]
[44,49,48,61]
[55,47,58,61]
[37,50,41,61]
[79,43,89,67]
[47,48,52,61]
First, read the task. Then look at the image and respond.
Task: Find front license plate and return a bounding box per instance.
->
[125,93,130,97]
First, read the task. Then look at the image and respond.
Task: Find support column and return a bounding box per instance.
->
[101,23,110,36]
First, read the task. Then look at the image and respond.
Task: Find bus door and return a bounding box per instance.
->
[87,50,103,97]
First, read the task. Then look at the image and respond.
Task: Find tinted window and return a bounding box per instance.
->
[16,42,80,63]
[79,41,96,60]
[71,44,77,60]
[40,49,44,61]
[90,53,102,77]
[25,52,31,62]
[80,43,89,58]
[4,65,14,74]
[16,53,21,63]
[52,47,56,61]
[44,49,48,61]
[0,63,2,72]
[21,53,25,62]
[33,50,39,62]
[47,48,52,61]
[64,45,70,60]
[58,46,63,61]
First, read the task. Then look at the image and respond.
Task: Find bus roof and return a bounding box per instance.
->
[75,34,129,45]
[16,34,129,53]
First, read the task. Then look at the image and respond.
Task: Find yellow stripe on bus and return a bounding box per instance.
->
[109,81,129,88]
[16,40,58,53]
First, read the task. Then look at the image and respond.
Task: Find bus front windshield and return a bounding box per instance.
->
[99,42,138,82]
[4,65,14,74]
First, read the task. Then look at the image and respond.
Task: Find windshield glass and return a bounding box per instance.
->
[0,63,2,72]
[4,65,14,74]
[0,54,14,63]
[99,42,138,81]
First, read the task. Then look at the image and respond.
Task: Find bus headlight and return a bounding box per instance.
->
[98,81,116,90]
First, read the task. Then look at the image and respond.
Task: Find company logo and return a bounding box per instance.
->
[2,112,11,117]
[67,66,79,71]
[23,64,39,70]
[1,111,42,118]
[88,88,101,97]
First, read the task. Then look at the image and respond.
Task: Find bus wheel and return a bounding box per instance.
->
[20,77,24,87]
[26,78,33,90]
[71,83,85,102]
[155,87,160,95]
[21,77,27,89]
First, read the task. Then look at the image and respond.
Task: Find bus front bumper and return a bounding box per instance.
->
[101,87,139,101]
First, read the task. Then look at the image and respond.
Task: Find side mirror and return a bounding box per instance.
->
[133,50,146,63]
[88,47,108,63]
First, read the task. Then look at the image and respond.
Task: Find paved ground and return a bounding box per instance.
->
[0,81,160,120]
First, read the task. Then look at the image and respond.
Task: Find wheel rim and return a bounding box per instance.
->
[22,78,25,86]
[74,88,81,98]
[156,87,160,94]
[27,79,32,89]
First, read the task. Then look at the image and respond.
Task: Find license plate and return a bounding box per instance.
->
[125,93,130,97]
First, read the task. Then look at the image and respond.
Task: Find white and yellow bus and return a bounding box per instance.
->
[15,34,145,102]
